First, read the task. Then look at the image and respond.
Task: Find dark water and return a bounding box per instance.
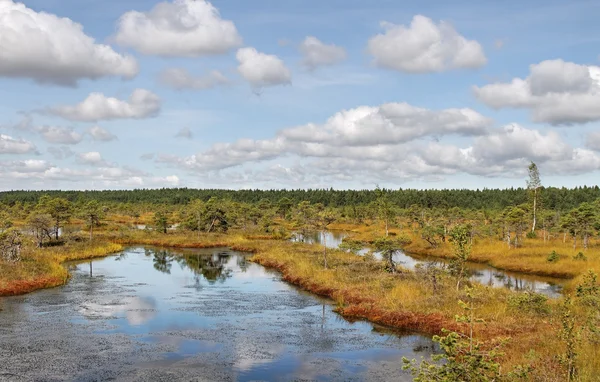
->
[0,247,435,382]
[294,231,564,297]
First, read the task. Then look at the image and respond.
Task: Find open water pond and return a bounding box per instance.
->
[0,246,435,382]
[293,231,565,297]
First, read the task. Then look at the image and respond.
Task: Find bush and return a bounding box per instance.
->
[547,250,560,263]
[508,292,550,315]
[573,252,587,261]
[526,231,537,239]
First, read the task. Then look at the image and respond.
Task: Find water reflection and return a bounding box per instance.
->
[3,246,434,381]
[291,230,347,249]
[79,296,157,325]
[297,231,565,297]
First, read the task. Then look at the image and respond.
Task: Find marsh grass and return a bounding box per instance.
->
[3,225,600,379]
[331,222,600,282]
[0,238,122,296]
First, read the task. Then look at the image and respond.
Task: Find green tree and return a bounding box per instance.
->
[375,186,394,236]
[449,224,472,290]
[372,236,411,273]
[276,197,294,219]
[82,200,105,241]
[0,210,13,232]
[38,196,72,240]
[403,288,506,381]
[153,211,170,234]
[27,213,53,247]
[559,297,580,381]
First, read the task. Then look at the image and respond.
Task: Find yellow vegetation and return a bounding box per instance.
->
[0,240,122,296]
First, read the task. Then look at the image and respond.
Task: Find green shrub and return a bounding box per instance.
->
[508,292,550,315]
[573,252,587,261]
[526,231,537,239]
[547,250,560,263]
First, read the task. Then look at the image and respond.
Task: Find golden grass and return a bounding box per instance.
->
[0,240,122,296]
[331,222,600,282]
[4,225,599,380]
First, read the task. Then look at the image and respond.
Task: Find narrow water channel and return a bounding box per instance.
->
[0,247,435,382]
[292,231,564,297]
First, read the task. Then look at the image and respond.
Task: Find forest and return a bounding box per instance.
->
[1,163,600,381]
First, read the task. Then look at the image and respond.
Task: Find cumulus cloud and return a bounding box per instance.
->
[367,15,486,73]
[0,159,52,173]
[0,159,180,190]
[159,68,228,90]
[175,127,193,139]
[236,47,291,88]
[38,126,83,145]
[88,126,117,142]
[281,103,491,146]
[299,36,346,70]
[587,132,600,151]
[48,89,161,122]
[0,0,138,86]
[474,59,600,125]
[155,102,490,171]
[114,0,241,57]
[78,151,105,165]
[0,134,37,154]
[154,100,600,183]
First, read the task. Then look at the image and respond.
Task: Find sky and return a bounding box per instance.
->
[1,0,600,191]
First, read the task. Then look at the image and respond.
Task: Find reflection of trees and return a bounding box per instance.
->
[145,248,174,274]
[178,252,233,284]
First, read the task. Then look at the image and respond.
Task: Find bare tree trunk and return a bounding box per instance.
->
[322,231,328,269]
[573,236,577,250]
[563,232,567,243]
[206,217,216,233]
[385,219,389,237]
[531,189,537,233]
[584,234,589,250]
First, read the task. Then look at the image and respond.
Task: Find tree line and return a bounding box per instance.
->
[1,185,600,210]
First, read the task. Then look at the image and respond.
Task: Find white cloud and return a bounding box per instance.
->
[281,103,491,146]
[474,59,600,125]
[114,0,241,57]
[88,126,117,142]
[587,132,600,151]
[0,159,52,173]
[0,0,138,86]
[48,89,161,122]
[0,134,37,154]
[175,127,193,139]
[38,126,83,145]
[236,47,291,88]
[367,15,486,73]
[159,68,228,90]
[155,102,490,171]
[470,124,572,164]
[78,151,104,165]
[299,36,346,70]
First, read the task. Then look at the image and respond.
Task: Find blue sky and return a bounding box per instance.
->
[1,0,600,190]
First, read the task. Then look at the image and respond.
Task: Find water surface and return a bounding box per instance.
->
[294,231,564,297]
[0,246,435,381]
